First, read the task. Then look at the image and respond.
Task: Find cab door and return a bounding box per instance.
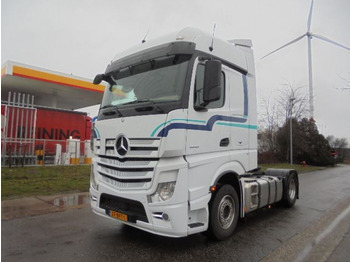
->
[226,67,249,151]
[186,60,230,155]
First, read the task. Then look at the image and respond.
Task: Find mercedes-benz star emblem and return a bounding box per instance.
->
[116,135,129,156]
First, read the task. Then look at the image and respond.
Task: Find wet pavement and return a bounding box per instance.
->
[1,192,90,221]
[2,165,350,262]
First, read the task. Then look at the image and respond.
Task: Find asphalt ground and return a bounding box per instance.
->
[2,165,350,261]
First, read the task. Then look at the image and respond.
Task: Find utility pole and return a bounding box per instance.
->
[290,98,295,165]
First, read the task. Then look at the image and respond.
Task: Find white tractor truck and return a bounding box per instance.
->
[90,28,299,240]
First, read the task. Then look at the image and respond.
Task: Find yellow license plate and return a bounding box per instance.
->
[110,210,128,222]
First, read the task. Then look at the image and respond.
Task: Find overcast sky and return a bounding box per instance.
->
[2,0,350,143]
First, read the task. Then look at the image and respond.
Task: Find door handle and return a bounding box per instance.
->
[220,137,230,147]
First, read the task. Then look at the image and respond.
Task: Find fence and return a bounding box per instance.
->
[1,139,92,167]
[1,92,92,167]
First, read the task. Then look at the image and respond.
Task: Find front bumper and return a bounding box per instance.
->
[90,185,189,238]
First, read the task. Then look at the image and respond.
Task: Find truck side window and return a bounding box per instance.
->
[230,70,246,116]
[194,64,225,109]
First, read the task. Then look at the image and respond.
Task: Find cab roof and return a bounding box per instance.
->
[110,27,254,75]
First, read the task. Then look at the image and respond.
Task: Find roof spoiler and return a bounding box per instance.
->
[228,39,253,48]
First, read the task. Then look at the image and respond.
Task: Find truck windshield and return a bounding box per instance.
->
[101,55,191,108]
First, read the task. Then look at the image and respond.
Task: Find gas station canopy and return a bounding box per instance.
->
[1,61,105,110]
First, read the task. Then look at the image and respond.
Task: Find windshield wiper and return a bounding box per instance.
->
[124,99,164,113]
[100,105,123,117]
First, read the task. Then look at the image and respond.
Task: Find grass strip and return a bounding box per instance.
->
[1,165,90,200]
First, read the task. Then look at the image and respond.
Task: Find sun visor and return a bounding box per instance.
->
[105,42,196,75]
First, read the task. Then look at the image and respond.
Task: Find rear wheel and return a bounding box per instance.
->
[208,184,239,240]
[284,172,297,207]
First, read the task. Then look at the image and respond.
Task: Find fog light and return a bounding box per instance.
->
[162,213,169,221]
[152,212,170,221]
[149,182,176,203]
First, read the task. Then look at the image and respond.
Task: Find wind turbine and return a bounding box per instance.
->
[261,0,350,120]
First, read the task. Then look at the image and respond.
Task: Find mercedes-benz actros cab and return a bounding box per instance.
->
[90,28,299,240]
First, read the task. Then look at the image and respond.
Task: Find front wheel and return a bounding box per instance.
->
[207,184,239,240]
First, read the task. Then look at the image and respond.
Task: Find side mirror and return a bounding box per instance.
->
[203,60,222,102]
[93,74,105,85]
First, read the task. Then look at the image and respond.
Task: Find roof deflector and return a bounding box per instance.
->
[228,39,253,48]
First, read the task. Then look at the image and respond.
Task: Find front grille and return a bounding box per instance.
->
[97,137,160,190]
[100,193,148,223]
[105,137,160,158]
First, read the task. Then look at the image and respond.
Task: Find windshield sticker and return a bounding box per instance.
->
[111,85,136,105]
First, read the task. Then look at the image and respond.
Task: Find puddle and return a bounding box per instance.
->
[51,194,90,207]
[1,194,91,220]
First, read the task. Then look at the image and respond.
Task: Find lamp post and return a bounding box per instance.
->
[290,98,295,165]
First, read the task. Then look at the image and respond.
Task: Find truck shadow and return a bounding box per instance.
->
[118,205,297,246]
[88,204,302,261]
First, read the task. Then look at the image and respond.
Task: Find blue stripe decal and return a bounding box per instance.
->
[93,127,101,139]
[155,115,250,137]
[151,119,206,137]
[243,75,249,116]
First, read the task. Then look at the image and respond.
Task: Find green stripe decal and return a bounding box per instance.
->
[216,122,258,130]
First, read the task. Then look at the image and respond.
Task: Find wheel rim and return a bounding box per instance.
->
[289,177,296,200]
[217,195,235,230]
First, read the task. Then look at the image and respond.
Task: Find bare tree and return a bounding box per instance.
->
[277,82,309,121]
[327,135,348,149]
[258,82,309,162]
[327,135,349,161]
[259,94,280,153]
[259,82,309,130]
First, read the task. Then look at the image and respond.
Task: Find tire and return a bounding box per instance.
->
[283,172,298,207]
[208,184,239,240]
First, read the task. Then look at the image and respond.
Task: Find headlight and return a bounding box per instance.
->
[149,182,176,203]
[90,164,98,190]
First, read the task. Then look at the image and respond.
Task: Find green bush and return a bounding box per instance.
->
[276,118,334,166]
